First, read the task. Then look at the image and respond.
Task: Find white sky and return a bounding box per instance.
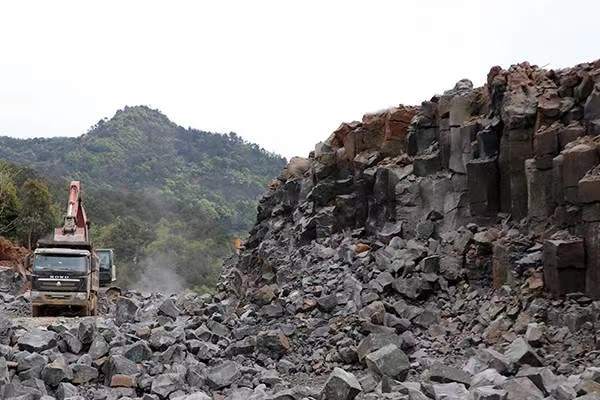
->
[0,1,598,159]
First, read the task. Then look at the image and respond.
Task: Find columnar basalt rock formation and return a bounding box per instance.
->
[240,59,600,300]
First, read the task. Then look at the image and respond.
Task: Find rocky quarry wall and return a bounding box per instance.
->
[231,59,600,300]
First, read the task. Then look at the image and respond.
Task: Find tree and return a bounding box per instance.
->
[0,163,21,238]
[18,179,56,249]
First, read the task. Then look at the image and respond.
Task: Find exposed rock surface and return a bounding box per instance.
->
[3,59,600,399]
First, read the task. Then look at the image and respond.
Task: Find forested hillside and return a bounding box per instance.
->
[0,106,286,291]
[0,161,59,250]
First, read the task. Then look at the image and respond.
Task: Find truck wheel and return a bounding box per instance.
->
[90,294,98,316]
[81,304,91,317]
[32,305,42,317]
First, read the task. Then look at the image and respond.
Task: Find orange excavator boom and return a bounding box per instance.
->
[52,181,89,244]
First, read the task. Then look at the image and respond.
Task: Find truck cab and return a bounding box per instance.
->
[30,246,99,316]
[29,180,100,317]
[96,248,116,286]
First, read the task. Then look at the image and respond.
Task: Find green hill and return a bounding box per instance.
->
[0,106,286,291]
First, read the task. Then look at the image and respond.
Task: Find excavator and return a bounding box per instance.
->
[29,181,100,316]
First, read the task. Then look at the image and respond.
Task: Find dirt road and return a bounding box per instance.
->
[10,315,87,330]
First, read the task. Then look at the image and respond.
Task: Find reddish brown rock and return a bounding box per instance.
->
[110,374,137,388]
[382,106,418,156]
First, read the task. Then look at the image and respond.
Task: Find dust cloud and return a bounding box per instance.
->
[130,254,185,295]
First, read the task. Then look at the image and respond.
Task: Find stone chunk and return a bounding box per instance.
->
[62,331,82,354]
[56,382,78,400]
[111,373,137,388]
[41,357,71,387]
[471,387,507,400]
[151,373,183,397]
[429,362,471,386]
[256,330,290,359]
[115,297,139,325]
[551,383,577,400]
[158,298,181,319]
[71,364,98,384]
[206,361,241,389]
[124,340,152,363]
[365,344,410,380]
[525,323,544,346]
[357,333,404,363]
[149,327,179,350]
[516,366,561,394]
[317,294,338,313]
[88,335,109,359]
[582,366,600,383]
[321,367,362,400]
[431,382,469,400]
[543,236,585,297]
[504,338,543,367]
[102,355,138,386]
[501,377,544,400]
[470,368,507,388]
[77,320,96,345]
[558,142,599,204]
[17,329,57,352]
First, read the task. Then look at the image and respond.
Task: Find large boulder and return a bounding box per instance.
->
[41,357,72,387]
[501,377,544,400]
[357,333,404,363]
[115,297,139,325]
[256,330,290,359]
[88,335,109,359]
[17,329,57,352]
[364,344,410,380]
[431,382,469,400]
[151,373,184,398]
[429,363,472,386]
[504,338,543,367]
[320,367,362,400]
[206,361,241,389]
[71,363,98,384]
[102,355,138,386]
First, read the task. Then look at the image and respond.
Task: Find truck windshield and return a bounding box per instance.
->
[34,255,87,273]
[97,252,111,271]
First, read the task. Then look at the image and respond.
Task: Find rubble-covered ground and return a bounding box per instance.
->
[3,59,600,400]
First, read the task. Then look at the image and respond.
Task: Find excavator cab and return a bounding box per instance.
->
[96,248,116,286]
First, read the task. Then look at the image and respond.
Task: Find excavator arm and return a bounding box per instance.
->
[53,181,89,244]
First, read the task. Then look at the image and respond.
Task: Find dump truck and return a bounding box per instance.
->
[30,181,99,316]
[96,248,116,286]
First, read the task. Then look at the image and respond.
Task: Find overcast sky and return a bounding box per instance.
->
[0,1,598,159]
